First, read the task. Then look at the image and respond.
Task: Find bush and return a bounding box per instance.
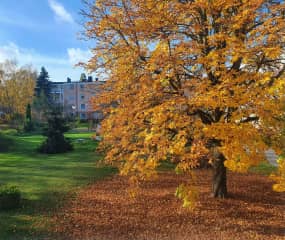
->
[0,133,14,152]
[38,136,73,154]
[0,185,21,210]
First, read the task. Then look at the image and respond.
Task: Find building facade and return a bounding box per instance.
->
[50,79,104,120]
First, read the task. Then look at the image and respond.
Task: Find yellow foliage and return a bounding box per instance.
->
[0,61,36,121]
[270,157,285,192]
[175,183,199,210]
[83,0,285,204]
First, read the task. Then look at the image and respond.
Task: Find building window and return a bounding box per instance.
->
[81,104,86,110]
[80,113,86,119]
[81,95,85,100]
[70,84,74,90]
[80,84,84,89]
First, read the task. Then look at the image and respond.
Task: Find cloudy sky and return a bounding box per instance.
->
[0,0,93,82]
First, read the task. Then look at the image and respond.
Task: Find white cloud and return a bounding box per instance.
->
[0,42,87,81]
[0,42,66,66]
[67,48,92,65]
[0,42,20,61]
[48,0,74,24]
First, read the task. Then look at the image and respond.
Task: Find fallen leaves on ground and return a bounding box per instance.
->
[52,170,285,240]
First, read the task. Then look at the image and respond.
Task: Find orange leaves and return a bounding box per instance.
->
[175,139,209,174]
[264,47,283,59]
[169,135,187,155]
[203,122,268,172]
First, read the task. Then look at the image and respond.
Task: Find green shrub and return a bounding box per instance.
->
[0,185,21,210]
[0,133,14,152]
[38,136,73,154]
[24,121,34,132]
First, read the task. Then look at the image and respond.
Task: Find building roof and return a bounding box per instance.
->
[50,80,105,85]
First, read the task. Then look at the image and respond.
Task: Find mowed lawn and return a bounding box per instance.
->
[0,132,116,240]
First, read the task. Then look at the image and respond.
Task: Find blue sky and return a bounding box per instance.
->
[0,0,94,82]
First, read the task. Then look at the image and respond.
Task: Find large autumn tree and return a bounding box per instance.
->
[82,0,285,202]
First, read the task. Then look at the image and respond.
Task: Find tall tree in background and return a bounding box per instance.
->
[33,67,52,122]
[24,103,33,132]
[83,0,285,204]
[35,67,51,99]
[0,60,36,125]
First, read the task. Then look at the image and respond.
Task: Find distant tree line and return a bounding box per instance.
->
[0,60,36,129]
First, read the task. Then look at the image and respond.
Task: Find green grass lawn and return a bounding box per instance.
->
[250,161,277,176]
[0,132,116,240]
[0,130,278,239]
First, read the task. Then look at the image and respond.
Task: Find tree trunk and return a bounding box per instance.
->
[212,154,227,198]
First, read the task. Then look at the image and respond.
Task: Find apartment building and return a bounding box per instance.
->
[50,78,104,120]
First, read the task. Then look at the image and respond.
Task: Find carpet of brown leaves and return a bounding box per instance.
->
[52,170,284,240]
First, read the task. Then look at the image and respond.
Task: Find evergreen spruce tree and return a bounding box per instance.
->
[35,67,51,99]
[26,103,32,122]
[33,67,52,122]
[24,103,33,132]
[38,108,73,154]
